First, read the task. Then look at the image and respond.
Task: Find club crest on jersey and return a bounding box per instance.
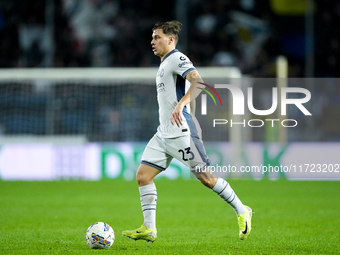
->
[157,68,164,77]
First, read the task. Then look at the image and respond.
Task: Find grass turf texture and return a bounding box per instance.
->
[0,179,339,254]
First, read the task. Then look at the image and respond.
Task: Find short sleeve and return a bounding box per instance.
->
[171,53,196,78]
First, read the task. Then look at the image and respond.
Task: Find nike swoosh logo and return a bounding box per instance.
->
[242,220,248,234]
[136,231,144,233]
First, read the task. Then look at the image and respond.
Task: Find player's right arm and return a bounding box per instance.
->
[170,70,205,127]
[185,70,205,103]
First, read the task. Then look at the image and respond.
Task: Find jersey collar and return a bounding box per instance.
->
[161,49,178,63]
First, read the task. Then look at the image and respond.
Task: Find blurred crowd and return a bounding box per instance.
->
[0,0,339,77]
[0,0,340,142]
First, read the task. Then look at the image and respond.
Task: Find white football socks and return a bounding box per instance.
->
[212,178,246,215]
[139,183,157,230]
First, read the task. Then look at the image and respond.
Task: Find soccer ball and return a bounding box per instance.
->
[85,222,115,249]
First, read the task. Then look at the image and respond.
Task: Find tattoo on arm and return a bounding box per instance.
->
[186,70,202,82]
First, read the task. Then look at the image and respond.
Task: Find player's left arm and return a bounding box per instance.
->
[170,70,205,127]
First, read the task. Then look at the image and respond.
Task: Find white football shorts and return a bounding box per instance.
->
[141,132,210,172]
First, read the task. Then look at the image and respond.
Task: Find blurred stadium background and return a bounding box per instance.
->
[0,0,339,180]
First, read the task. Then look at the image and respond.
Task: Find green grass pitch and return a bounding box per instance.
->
[0,179,339,254]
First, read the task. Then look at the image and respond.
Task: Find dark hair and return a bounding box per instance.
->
[152,20,182,44]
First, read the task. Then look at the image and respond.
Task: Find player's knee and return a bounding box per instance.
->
[136,171,146,186]
[136,170,152,186]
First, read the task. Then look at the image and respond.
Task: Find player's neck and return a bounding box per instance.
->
[160,47,176,61]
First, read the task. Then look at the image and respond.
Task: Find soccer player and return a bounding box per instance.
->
[122,20,253,242]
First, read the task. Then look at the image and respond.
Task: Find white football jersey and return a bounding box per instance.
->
[155,49,196,138]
